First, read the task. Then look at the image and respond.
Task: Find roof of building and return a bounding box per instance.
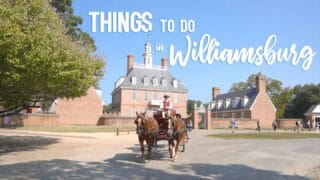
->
[112,67,188,94]
[211,88,258,112]
[304,104,320,115]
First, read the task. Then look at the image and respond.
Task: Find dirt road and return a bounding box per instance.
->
[0,129,319,179]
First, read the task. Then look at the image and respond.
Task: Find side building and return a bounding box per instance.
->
[111,42,188,117]
[209,75,276,128]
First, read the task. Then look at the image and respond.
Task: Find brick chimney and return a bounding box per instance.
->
[256,75,266,93]
[161,57,168,70]
[127,54,134,74]
[212,87,220,100]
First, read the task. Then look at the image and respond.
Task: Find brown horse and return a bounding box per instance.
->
[167,114,187,162]
[134,112,159,163]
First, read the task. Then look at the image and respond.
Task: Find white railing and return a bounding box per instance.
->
[150,100,162,106]
[133,63,167,71]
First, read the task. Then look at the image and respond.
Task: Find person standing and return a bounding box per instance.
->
[256,120,261,132]
[162,95,172,118]
[272,120,277,132]
[3,116,10,128]
[307,120,311,131]
[187,120,193,132]
[230,118,237,133]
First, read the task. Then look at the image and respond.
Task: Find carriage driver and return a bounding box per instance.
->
[162,95,172,118]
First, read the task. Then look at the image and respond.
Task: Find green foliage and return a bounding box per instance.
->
[187,99,202,114]
[284,84,320,118]
[50,0,96,51]
[0,0,104,111]
[229,72,283,96]
[103,104,112,113]
[271,88,293,118]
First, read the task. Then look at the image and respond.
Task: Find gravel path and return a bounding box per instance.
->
[0,129,319,179]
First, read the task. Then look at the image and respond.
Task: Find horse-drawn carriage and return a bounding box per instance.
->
[135,108,188,162]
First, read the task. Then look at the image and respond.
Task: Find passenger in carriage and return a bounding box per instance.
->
[161,95,172,118]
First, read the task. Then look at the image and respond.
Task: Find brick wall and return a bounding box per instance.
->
[0,115,23,127]
[276,119,303,129]
[56,87,103,125]
[250,93,276,128]
[97,116,135,126]
[22,114,59,126]
[211,118,258,129]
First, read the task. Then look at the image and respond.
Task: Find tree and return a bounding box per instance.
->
[284,84,320,118]
[103,104,112,113]
[0,0,104,114]
[271,88,293,118]
[229,73,290,118]
[50,0,97,52]
[229,72,283,96]
[187,100,202,114]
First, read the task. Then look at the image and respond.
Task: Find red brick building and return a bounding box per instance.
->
[52,87,104,124]
[111,42,188,117]
[209,75,276,128]
[1,87,104,126]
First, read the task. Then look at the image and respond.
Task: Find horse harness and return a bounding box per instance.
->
[137,127,158,139]
[166,118,187,139]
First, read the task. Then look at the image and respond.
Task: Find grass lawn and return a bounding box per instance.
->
[207,132,320,139]
[10,125,136,133]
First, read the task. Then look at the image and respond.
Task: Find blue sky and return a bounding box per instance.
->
[73,0,320,103]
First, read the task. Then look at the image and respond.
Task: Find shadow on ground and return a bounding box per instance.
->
[0,135,60,156]
[0,144,307,180]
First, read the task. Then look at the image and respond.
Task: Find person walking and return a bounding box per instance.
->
[187,120,192,132]
[272,120,277,132]
[295,120,301,133]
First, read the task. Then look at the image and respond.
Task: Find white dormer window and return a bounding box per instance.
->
[211,101,216,110]
[217,100,223,109]
[131,76,137,85]
[225,98,231,108]
[172,79,178,88]
[152,78,159,86]
[161,78,167,87]
[242,96,249,107]
[233,97,241,108]
[143,77,149,86]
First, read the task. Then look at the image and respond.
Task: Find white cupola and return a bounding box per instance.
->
[143,42,153,67]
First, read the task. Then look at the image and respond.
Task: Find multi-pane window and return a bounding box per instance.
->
[144,91,148,101]
[153,92,157,100]
[173,94,178,103]
[132,91,136,100]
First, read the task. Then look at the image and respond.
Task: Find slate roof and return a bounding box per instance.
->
[211,88,258,111]
[112,67,188,94]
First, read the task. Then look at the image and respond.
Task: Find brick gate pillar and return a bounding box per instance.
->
[206,106,212,129]
[193,109,199,129]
